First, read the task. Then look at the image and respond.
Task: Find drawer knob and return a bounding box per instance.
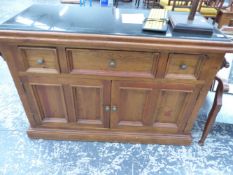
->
[36,58,44,65]
[180,64,188,70]
[112,106,117,112]
[104,106,110,112]
[109,59,116,68]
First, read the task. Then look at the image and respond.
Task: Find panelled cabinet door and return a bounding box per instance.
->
[110,81,202,133]
[21,77,111,129]
[110,81,156,129]
[21,77,69,127]
[152,83,201,133]
[68,79,111,128]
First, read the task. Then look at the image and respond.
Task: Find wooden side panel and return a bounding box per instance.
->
[0,44,38,127]
[70,79,111,128]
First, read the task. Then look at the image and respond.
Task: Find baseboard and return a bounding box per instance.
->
[27,127,192,145]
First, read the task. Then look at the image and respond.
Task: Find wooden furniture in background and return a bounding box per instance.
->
[198,0,224,19]
[0,5,232,145]
[230,19,233,26]
[198,29,232,145]
[145,0,160,8]
[162,0,224,21]
[159,0,174,8]
[220,20,233,39]
[198,76,224,145]
[163,0,192,12]
[135,0,160,8]
[199,58,230,145]
[217,9,233,28]
[216,1,233,28]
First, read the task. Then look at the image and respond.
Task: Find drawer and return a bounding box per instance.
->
[223,13,233,18]
[19,47,60,73]
[165,53,205,80]
[66,49,159,78]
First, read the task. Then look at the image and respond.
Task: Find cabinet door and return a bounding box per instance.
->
[68,79,111,128]
[111,81,201,133]
[21,77,69,126]
[22,77,111,129]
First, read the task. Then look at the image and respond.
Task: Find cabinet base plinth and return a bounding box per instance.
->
[27,128,192,145]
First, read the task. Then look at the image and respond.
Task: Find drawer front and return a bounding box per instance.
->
[19,47,60,73]
[66,49,158,78]
[165,53,205,80]
[224,13,233,19]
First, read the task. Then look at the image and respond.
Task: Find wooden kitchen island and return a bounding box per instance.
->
[0,5,232,145]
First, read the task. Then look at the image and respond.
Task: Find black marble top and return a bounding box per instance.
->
[0,4,231,42]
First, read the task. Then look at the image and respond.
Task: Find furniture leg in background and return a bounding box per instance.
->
[114,0,119,7]
[198,76,224,145]
[199,59,230,145]
[135,0,140,8]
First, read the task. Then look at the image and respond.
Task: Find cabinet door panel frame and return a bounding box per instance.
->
[21,75,202,134]
[110,80,202,134]
[69,79,111,128]
[153,88,193,132]
[110,81,158,129]
[23,79,69,125]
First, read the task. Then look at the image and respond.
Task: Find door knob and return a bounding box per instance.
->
[179,64,188,70]
[104,106,110,112]
[112,106,117,112]
[36,58,44,65]
[108,59,116,68]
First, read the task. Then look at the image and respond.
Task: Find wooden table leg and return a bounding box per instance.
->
[198,76,224,145]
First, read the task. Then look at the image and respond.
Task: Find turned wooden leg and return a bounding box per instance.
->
[198,76,224,146]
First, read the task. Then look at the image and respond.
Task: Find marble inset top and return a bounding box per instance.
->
[0,4,231,42]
